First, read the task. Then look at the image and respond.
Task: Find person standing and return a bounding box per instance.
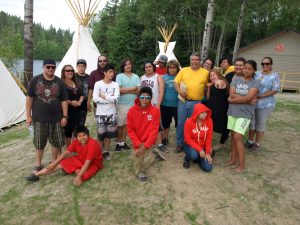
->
[25,59,68,177]
[245,57,280,151]
[161,60,180,147]
[174,52,209,153]
[220,56,235,76]
[127,87,165,183]
[225,60,259,173]
[93,64,120,160]
[61,64,84,147]
[155,54,168,75]
[88,55,111,112]
[75,59,90,126]
[115,58,140,152]
[202,58,214,71]
[140,61,165,151]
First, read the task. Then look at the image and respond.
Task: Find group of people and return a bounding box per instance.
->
[25,52,280,185]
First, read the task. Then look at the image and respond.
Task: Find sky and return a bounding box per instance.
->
[0,0,108,31]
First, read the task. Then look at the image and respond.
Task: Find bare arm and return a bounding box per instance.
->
[87,90,93,112]
[120,86,138,94]
[26,96,33,125]
[257,90,277,99]
[47,151,72,170]
[157,75,165,108]
[60,101,68,127]
[228,88,258,104]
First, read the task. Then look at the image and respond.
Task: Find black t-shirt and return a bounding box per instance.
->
[28,74,68,123]
[64,82,84,113]
[75,73,90,111]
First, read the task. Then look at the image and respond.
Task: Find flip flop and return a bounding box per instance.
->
[231,168,247,174]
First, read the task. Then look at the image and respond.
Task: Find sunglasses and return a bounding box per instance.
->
[65,69,74,72]
[98,60,107,63]
[45,65,56,70]
[261,63,270,66]
[139,96,151,100]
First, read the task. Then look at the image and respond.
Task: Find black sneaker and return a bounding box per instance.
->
[162,138,169,146]
[183,160,190,169]
[122,143,131,151]
[33,165,43,172]
[158,144,168,153]
[103,151,111,161]
[115,144,122,153]
[153,148,166,161]
[26,173,39,182]
[244,140,253,149]
[137,173,148,183]
[175,145,183,154]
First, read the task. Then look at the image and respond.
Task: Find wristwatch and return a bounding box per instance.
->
[62,115,68,119]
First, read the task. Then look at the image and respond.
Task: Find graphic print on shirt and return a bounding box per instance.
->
[167,79,174,88]
[147,114,153,121]
[141,79,154,88]
[36,80,60,103]
[99,86,116,103]
[235,83,249,96]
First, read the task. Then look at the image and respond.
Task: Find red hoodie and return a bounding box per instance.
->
[184,103,213,154]
[127,99,160,150]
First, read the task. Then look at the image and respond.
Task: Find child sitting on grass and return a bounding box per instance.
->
[26,126,103,186]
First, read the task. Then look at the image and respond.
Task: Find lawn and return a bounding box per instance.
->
[0,93,299,225]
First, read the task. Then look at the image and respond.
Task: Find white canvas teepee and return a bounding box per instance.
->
[0,60,26,129]
[155,23,179,63]
[55,0,101,76]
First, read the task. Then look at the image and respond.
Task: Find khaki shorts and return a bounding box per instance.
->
[116,104,131,126]
[227,115,250,135]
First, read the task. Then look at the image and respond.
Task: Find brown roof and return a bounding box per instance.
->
[238,28,300,52]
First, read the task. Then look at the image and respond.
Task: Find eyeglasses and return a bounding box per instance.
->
[98,60,107,63]
[139,96,151,100]
[168,66,177,69]
[45,65,56,70]
[261,63,270,66]
[64,69,74,72]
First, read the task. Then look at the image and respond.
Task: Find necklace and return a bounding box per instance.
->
[65,80,75,88]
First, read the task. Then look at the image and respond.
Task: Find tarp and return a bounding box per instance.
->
[55,25,101,77]
[0,60,26,129]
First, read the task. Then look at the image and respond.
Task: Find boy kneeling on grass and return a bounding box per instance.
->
[26,126,103,186]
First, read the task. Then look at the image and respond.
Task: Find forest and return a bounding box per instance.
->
[1,0,300,73]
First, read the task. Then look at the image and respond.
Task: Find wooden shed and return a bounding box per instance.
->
[238,29,300,92]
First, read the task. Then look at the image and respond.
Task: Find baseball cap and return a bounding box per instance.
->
[77,59,87,65]
[158,55,168,63]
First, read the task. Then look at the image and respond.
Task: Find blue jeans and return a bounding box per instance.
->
[183,144,212,172]
[176,100,202,146]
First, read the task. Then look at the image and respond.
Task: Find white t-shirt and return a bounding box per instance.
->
[93,80,120,116]
[140,73,159,105]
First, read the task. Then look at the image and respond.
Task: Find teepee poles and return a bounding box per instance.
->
[157,23,178,53]
[65,0,101,26]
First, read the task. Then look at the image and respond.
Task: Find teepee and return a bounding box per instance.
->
[155,23,179,63]
[0,60,26,130]
[55,0,101,76]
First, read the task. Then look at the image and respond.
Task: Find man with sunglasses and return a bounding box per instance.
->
[26,59,68,180]
[88,55,115,112]
[127,87,165,183]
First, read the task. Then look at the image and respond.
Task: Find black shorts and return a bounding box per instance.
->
[160,105,178,129]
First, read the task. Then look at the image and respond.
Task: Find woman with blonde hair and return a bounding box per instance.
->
[206,69,230,152]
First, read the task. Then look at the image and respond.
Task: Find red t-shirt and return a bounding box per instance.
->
[67,137,103,168]
[156,67,167,75]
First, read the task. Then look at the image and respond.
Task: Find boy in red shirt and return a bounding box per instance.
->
[26,126,103,186]
[183,103,213,172]
[127,86,165,183]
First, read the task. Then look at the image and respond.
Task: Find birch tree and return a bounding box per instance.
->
[232,0,247,62]
[24,0,33,88]
[201,0,215,61]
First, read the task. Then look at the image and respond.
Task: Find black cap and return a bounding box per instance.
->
[77,59,87,65]
[43,59,56,66]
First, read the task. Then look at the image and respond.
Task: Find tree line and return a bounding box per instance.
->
[91,0,300,74]
[0,11,72,65]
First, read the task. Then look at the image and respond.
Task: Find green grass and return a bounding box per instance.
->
[0,124,28,146]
